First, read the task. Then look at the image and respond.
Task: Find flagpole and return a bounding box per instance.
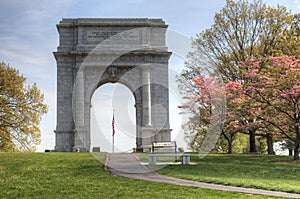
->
[112,134,114,153]
[112,110,115,153]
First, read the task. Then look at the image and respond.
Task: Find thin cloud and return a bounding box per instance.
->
[0,0,73,40]
[0,50,44,65]
[294,0,300,9]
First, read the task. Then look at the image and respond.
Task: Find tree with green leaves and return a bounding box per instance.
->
[273,14,300,58]
[193,0,293,80]
[179,0,297,153]
[0,62,48,152]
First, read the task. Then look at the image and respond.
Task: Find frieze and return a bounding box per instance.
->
[86,30,140,44]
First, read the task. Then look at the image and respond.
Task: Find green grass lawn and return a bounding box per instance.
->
[158,154,300,194]
[0,153,278,199]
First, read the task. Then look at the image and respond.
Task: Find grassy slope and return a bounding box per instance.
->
[158,154,300,194]
[0,153,277,199]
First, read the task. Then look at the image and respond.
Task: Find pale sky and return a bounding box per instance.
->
[0,0,299,152]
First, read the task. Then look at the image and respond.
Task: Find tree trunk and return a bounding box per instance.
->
[221,130,233,154]
[289,149,293,156]
[294,149,299,161]
[294,128,300,161]
[249,129,257,153]
[228,141,233,154]
[266,133,275,155]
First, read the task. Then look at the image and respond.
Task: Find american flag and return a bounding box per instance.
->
[112,114,115,137]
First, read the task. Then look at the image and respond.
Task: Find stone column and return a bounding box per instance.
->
[84,102,91,151]
[141,66,155,151]
[74,70,85,127]
[135,102,142,149]
[54,55,75,152]
[142,66,152,126]
[73,70,88,152]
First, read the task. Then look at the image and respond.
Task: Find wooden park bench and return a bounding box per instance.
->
[149,141,190,165]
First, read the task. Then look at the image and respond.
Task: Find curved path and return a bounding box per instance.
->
[106,153,300,198]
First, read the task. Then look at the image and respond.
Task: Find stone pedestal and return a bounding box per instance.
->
[73,129,89,152]
[140,126,155,151]
[92,147,101,152]
[54,130,74,152]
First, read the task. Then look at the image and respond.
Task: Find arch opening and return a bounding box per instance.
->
[90,83,136,152]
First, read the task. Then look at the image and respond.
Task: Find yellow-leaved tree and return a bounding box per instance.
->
[0,62,48,152]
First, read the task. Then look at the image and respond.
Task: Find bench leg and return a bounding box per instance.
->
[149,156,156,165]
[182,155,190,165]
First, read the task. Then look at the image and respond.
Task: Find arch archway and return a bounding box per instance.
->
[54,18,172,152]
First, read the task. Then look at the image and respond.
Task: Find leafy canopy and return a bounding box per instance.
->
[0,62,48,152]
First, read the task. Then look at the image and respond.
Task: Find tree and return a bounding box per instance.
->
[273,14,300,58]
[179,0,295,153]
[194,0,292,80]
[180,74,264,154]
[235,56,300,160]
[179,76,228,153]
[0,62,48,152]
[225,80,273,153]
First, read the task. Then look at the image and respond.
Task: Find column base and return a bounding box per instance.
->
[73,128,89,152]
[140,126,154,151]
[73,146,89,152]
[54,130,74,152]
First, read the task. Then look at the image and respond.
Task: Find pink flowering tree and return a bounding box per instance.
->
[238,56,300,160]
[179,76,230,153]
[225,80,269,154]
[180,74,266,154]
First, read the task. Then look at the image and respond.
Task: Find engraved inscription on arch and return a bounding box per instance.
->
[86,30,140,44]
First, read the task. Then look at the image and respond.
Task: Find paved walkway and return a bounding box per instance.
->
[106,153,300,198]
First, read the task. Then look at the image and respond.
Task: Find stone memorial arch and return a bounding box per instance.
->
[54,18,172,152]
